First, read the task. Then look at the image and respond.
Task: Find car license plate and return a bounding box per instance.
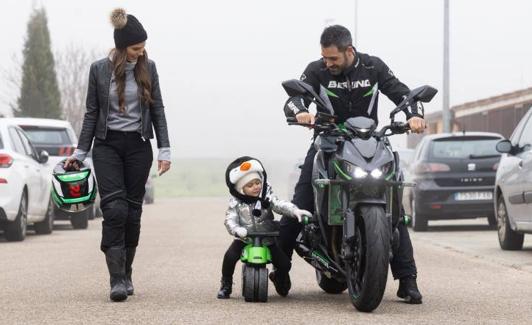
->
[454,192,493,201]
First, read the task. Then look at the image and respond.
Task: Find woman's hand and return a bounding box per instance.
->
[158,160,171,176]
[64,157,81,171]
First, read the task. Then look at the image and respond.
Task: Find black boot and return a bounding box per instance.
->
[125,247,136,296]
[217,277,232,299]
[105,247,128,302]
[268,271,291,297]
[397,275,422,304]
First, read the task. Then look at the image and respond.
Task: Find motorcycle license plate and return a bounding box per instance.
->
[454,192,493,201]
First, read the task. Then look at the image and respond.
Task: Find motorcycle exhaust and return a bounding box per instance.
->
[295,242,340,277]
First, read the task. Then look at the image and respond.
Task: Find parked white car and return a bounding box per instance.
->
[13,118,101,229]
[0,118,53,241]
[494,107,532,250]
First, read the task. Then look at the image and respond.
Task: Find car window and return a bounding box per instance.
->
[16,129,38,159]
[8,127,26,155]
[19,126,74,156]
[0,132,3,149]
[430,137,501,159]
[414,139,425,161]
[510,108,531,145]
[517,115,532,149]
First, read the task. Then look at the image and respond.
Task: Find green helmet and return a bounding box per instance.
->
[52,160,97,212]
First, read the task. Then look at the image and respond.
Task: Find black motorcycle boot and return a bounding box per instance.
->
[268,271,291,297]
[105,247,128,302]
[217,276,233,299]
[397,275,422,304]
[125,247,136,296]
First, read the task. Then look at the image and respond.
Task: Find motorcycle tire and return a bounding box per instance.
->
[346,205,390,312]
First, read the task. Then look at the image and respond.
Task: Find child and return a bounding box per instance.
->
[217,156,311,299]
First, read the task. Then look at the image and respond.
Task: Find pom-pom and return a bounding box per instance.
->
[110,8,127,29]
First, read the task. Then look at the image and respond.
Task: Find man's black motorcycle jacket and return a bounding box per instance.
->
[284,51,423,124]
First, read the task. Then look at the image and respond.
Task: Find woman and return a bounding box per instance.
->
[65,8,171,302]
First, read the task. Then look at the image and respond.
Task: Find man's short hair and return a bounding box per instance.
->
[320,25,352,51]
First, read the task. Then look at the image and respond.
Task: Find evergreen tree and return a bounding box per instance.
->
[15,7,61,118]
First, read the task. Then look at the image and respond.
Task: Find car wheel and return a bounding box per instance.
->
[96,205,103,218]
[411,195,428,232]
[5,191,28,241]
[487,214,497,227]
[496,195,524,250]
[88,204,96,220]
[70,210,89,229]
[34,195,54,235]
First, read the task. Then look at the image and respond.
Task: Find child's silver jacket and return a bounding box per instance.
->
[224,186,299,236]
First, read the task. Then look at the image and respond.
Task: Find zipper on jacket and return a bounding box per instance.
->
[346,76,353,112]
[139,94,146,141]
[104,74,112,138]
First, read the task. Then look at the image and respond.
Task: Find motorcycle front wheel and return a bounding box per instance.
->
[346,205,390,312]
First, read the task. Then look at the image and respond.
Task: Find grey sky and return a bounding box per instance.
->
[1,0,531,160]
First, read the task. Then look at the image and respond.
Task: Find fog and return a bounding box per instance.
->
[1,0,531,161]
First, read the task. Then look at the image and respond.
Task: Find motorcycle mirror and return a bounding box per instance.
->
[282,79,335,115]
[412,85,438,103]
[282,79,313,97]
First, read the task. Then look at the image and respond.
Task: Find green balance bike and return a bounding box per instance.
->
[240,230,279,302]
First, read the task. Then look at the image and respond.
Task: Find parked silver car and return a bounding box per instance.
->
[494,107,532,250]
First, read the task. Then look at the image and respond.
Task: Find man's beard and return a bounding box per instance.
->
[327,53,349,76]
[328,66,342,75]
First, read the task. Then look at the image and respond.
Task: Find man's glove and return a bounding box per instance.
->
[293,208,312,220]
[235,227,248,239]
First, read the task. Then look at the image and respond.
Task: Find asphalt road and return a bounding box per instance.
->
[1,198,532,324]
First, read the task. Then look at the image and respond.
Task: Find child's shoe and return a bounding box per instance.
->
[217,276,233,299]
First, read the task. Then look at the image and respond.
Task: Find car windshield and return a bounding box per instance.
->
[431,137,501,159]
[19,127,74,156]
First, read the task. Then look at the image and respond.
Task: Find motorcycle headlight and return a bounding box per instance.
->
[344,162,368,179]
[370,168,383,178]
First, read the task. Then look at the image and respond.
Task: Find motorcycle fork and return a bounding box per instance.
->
[341,208,356,261]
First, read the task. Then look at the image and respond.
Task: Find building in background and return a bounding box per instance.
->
[408,87,532,148]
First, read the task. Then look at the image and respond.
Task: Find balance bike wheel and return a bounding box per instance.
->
[242,264,256,302]
[257,267,269,302]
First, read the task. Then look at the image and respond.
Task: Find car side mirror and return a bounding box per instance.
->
[496,140,513,154]
[38,150,49,164]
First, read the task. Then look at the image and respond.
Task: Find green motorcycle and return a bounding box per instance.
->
[240,230,279,302]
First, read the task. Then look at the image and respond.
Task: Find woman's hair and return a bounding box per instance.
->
[110,48,153,112]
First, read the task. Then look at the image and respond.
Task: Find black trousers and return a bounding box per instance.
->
[221,239,291,279]
[282,144,417,279]
[93,131,153,252]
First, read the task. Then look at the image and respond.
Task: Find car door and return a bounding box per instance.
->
[8,127,38,213]
[14,128,45,218]
[516,115,532,227]
[503,111,532,224]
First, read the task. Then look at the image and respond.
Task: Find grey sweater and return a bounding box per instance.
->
[107,61,142,132]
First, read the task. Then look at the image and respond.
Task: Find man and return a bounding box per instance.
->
[279,25,425,304]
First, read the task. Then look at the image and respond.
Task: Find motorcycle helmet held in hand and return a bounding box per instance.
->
[52,159,97,212]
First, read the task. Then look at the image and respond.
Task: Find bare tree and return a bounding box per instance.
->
[0,54,23,117]
[55,44,100,136]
